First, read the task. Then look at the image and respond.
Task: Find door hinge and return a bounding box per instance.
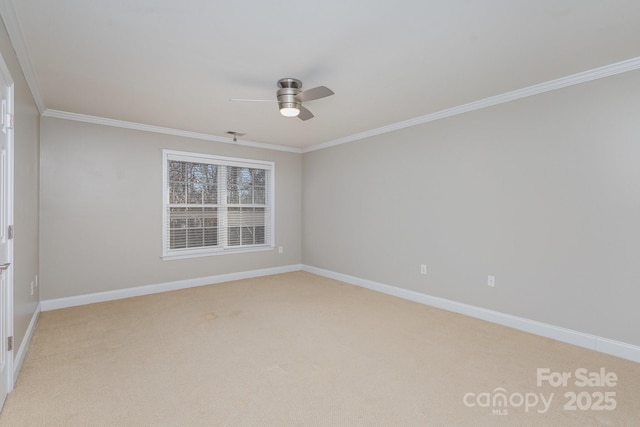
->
[6,113,13,129]
[7,336,13,351]
[7,225,13,240]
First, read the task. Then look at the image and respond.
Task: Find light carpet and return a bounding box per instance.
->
[1,271,638,426]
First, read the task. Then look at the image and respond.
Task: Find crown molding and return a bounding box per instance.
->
[0,0,45,113]
[41,109,303,153]
[40,52,640,156]
[3,0,639,154]
[303,56,640,153]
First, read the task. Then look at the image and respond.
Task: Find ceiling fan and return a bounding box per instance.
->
[230,78,334,121]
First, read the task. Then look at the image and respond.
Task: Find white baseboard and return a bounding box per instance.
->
[37,263,640,363]
[40,264,302,311]
[13,302,40,388]
[302,265,640,364]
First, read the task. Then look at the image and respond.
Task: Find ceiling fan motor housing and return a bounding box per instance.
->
[277,78,302,110]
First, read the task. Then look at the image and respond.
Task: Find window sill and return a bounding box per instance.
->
[161,245,275,261]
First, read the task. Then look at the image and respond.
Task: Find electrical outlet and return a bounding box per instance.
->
[420,264,427,275]
[487,275,495,287]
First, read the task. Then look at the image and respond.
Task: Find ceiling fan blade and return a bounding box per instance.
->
[229,98,277,103]
[295,86,334,102]
[297,105,314,121]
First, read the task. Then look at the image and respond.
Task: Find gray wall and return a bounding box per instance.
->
[40,118,301,300]
[303,69,640,347]
[0,18,40,356]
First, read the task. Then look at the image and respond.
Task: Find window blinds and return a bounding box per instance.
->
[163,151,274,257]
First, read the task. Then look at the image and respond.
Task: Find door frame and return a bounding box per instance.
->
[0,50,14,400]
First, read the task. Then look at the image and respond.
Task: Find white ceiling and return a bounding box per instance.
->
[4,0,640,150]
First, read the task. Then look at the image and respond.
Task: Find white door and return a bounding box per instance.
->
[0,54,13,409]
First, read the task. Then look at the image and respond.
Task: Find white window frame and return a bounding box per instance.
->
[162,150,275,260]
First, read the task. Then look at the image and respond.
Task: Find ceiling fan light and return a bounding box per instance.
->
[280,106,300,117]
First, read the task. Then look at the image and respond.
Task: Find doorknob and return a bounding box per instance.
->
[0,263,10,271]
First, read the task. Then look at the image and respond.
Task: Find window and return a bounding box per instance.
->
[162,150,274,259]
